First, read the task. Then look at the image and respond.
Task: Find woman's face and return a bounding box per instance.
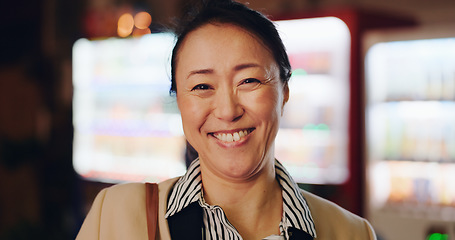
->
[175,23,289,181]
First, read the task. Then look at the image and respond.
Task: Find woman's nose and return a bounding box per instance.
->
[213,89,244,122]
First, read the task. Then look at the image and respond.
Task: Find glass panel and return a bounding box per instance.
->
[275,17,351,184]
[366,37,455,212]
[72,34,186,183]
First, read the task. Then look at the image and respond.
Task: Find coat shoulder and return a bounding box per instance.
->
[301,189,376,240]
[106,182,146,196]
[100,182,148,223]
[76,182,149,239]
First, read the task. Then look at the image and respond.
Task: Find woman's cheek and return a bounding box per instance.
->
[180,96,211,132]
[252,88,281,112]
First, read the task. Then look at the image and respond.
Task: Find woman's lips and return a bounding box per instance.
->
[210,128,254,143]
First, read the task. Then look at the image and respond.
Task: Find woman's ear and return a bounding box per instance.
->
[281,82,289,116]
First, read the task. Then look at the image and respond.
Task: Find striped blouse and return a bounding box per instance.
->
[165,159,317,240]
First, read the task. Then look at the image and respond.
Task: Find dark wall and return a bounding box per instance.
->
[0,0,82,239]
[0,0,179,238]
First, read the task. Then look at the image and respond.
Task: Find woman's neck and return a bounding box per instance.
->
[201,160,277,206]
[200,158,283,239]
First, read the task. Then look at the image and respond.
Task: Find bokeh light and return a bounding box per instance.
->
[117,11,152,37]
[134,12,152,30]
[117,13,134,37]
[427,233,449,240]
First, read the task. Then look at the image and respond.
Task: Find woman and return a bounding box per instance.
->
[76,1,376,239]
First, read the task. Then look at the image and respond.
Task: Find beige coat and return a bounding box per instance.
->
[76,177,376,240]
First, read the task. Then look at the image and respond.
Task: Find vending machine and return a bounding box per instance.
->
[72,33,187,183]
[364,25,455,240]
[275,16,351,186]
[273,9,415,215]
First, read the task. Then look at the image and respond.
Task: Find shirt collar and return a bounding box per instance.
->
[275,160,317,238]
[164,158,317,238]
[164,159,202,218]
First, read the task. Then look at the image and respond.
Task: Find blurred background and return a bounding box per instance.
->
[0,0,454,239]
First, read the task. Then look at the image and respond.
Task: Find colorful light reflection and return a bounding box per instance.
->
[427,233,449,240]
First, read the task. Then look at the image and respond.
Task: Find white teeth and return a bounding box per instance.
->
[226,133,233,142]
[242,130,247,137]
[214,130,249,142]
[239,131,245,138]
[233,132,240,141]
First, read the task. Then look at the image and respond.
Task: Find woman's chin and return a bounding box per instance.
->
[216,160,266,182]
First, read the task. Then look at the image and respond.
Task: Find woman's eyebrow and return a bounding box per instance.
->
[186,63,261,79]
[234,63,261,71]
[187,69,214,79]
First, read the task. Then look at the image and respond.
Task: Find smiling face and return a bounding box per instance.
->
[175,23,289,182]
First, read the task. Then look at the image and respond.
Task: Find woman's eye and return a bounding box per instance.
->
[242,78,260,84]
[191,84,212,91]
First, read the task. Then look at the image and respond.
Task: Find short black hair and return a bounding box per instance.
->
[169,0,291,93]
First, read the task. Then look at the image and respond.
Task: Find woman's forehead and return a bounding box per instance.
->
[177,23,275,68]
[183,23,261,47]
